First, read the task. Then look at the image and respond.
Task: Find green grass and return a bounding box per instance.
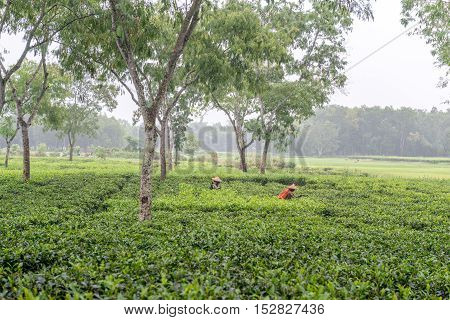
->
[213,153,450,179]
[0,157,449,299]
[293,157,450,179]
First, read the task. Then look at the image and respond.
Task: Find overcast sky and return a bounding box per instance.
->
[1,0,449,124]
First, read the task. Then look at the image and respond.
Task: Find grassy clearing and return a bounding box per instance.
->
[292,157,450,179]
[0,157,449,299]
[2,155,449,179]
[212,153,450,179]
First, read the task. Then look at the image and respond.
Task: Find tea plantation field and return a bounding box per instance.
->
[0,158,449,299]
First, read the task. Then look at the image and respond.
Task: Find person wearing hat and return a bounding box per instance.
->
[210,176,222,190]
[277,183,297,199]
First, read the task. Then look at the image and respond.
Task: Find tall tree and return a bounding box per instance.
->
[0,1,92,115]
[157,70,199,179]
[0,0,46,115]
[193,0,288,172]
[8,55,50,181]
[250,82,318,173]
[58,0,203,220]
[248,0,373,174]
[46,77,118,161]
[213,92,257,172]
[172,94,196,167]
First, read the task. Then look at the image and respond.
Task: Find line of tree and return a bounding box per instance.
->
[4,105,447,159]
[189,105,450,158]
[0,114,136,151]
[297,105,450,157]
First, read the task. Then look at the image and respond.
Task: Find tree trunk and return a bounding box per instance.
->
[21,123,31,181]
[238,147,247,172]
[260,138,271,174]
[159,120,167,180]
[5,142,11,168]
[167,123,173,171]
[234,127,248,173]
[0,79,5,115]
[175,147,179,167]
[139,123,156,221]
[69,143,74,161]
[68,132,74,161]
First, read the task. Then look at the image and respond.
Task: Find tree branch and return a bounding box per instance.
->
[4,3,49,80]
[244,138,254,149]
[109,68,140,105]
[29,12,100,50]
[149,0,202,119]
[28,53,48,126]
[212,94,236,130]
[21,54,46,106]
[109,0,148,118]
[163,72,198,120]
[0,0,11,36]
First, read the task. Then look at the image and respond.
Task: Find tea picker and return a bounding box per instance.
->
[210,176,222,190]
[277,184,298,199]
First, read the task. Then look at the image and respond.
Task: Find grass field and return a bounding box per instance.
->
[295,157,450,179]
[213,153,450,179]
[0,157,449,299]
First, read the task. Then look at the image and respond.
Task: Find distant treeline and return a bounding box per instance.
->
[0,115,139,151]
[1,106,449,157]
[191,106,450,157]
[297,106,450,157]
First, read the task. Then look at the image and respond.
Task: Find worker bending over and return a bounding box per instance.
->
[210,176,222,189]
[278,184,297,199]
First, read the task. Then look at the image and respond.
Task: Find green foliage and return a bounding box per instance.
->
[0,158,448,299]
[0,114,17,142]
[273,158,286,169]
[209,151,218,166]
[286,160,296,169]
[302,121,340,157]
[10,144,20,155]
[44,76,118,154]
[36,143,47,157]
[125,136,139,152]
[401,0,450,73]
[95,146,108,160]
[297,106,450,157]
[183,132,200,156]
[246,0,357,150]
[191,0,288,94]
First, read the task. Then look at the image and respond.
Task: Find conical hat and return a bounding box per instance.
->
[288,184,297,190]
[212,176,222,182]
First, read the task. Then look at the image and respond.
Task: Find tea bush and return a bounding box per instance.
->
[0,159,448,299]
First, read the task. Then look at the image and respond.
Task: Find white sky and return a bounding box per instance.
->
[1,0,448,124]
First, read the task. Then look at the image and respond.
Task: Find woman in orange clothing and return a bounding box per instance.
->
[277,184,297,199]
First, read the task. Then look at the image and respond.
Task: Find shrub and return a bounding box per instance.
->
[210,151,218,166]
[273,158,286,169]
[37,143,47,157]
[286,161,296,169]
[11,144,20,155]
[195,154,207,162]
[47,152,62,157]
[95,146,107,160]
